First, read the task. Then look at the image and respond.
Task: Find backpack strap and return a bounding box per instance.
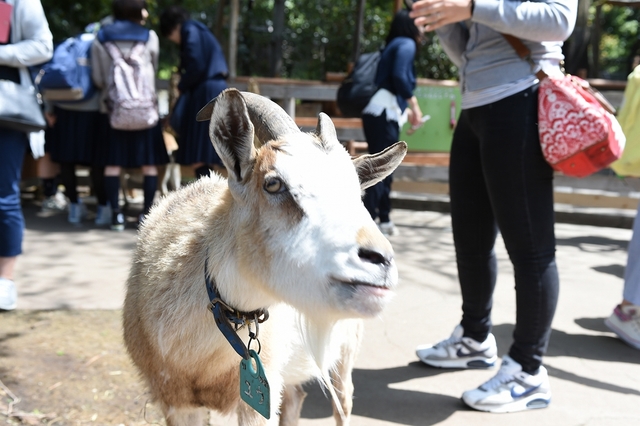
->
[128,41,147,59]
[103,41,125,61]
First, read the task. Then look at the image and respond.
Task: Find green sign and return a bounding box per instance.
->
[400,81,461,152]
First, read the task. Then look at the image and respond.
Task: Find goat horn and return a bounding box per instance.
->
[196,89,300,143]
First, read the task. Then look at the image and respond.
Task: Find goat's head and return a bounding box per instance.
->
[196,88,407,321]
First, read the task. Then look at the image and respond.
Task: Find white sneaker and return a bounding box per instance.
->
[416,324,498,369]
[94,204,113,226]
[605,304,640,350]
[462,355,551,413]
[378,221,398,236]
[0,278,17,311]
[41,192,67,212]
[67,201,87,224]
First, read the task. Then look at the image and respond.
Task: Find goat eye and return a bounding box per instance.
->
[264,177,284,193]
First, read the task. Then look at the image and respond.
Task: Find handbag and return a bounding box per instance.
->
[0,79,47,133]
[503,34,625,178]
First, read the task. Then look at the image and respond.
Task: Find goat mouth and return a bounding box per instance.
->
[331,278,392,295]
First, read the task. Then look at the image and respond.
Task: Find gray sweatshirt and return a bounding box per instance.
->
[0,0,52,89]
[436,0,578,95]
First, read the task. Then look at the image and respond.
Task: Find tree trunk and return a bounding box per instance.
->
[270,0,286,77]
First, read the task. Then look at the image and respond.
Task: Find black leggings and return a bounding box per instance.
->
[361,111,399,223]
[449,85,559,374]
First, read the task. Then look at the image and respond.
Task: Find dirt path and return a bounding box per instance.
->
[1,310,165,425]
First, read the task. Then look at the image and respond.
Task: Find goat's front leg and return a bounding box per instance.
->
[162,405,207,426]
[279,384,307,426]
[237,399,278,426]
[330,320,363,426]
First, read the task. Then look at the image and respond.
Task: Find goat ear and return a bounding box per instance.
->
[314,113,340,149]
[206,89,257,183]
[353,141,407,190]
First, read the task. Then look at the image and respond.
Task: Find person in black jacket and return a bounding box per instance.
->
[160,6,229,179]
[361,9,424,237]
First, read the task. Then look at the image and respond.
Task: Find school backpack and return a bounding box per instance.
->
[35,33,97,103]
[103,41,158,131]
[336,50,382,118]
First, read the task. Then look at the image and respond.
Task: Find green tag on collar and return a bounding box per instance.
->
[239,349,270,419]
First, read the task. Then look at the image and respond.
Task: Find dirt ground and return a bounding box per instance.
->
[0,310,166,426]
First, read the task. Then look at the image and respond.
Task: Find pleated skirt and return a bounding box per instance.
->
[93,114,169,168]
[48,108,103,165]
[174,77,227,166]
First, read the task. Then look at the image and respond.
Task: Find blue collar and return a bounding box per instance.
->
[97,20,149,43]
[204,261,269,360]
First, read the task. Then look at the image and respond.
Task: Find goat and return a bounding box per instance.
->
[123,88,407,425]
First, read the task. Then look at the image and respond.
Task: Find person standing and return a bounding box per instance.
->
[361,8,423,237]
[159,5,229,179]
[605,63,640,350]
[605,202,640,351]
[410,0,577,413]
[0,0,53,310]
[45,26,110,225]
[91,0,168,231]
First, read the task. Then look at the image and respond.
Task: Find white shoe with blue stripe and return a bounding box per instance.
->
[462,355,551,413]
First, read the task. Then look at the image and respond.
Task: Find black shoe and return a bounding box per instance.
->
[137,213,146,227]
[111,211,125,231]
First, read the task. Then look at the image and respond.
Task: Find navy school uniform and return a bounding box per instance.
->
[174,20,228,166]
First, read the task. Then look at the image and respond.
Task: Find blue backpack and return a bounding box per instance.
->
[35,33,96,103]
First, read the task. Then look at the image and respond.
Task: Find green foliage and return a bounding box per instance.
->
[595,4,640,80]
[39,0,457,81]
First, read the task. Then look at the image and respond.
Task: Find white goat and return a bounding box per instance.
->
[123,88,407,426]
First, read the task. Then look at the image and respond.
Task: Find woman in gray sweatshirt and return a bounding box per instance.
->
[410,0,577,413]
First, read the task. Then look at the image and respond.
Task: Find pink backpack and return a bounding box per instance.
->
[103,41,158,131]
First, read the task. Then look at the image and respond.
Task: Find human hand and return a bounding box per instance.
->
[409,0,474,32]
[45,112,56,127]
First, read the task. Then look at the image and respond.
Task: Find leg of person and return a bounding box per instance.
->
[140,165,158,224]
[361,112,397,224]
[39,152,66,212]
[91,166,112,226]
[60,162,86,224]
[461,86,557,413]
[605,201,640,349]
[415,108,498,369]
[377,174,398,236]
[194,163,210,179]
[104,166,125,231]
[0,128,28,310]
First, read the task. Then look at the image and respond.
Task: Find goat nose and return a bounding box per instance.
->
[358,248,390,266]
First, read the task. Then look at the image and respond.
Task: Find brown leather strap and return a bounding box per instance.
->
[501,33,616,115]
[501,33,548,81]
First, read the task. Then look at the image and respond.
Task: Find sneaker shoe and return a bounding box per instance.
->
[95,204,113,226]
[111,211,125,231]
[41,192,67,212]
[605,304,640,350]
[0,278,17,311]
[67,201,87,224]
[416,324,498,369]
[378,221,398,236]
[462,355,551,413]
